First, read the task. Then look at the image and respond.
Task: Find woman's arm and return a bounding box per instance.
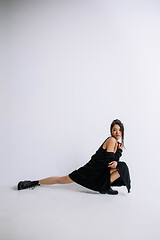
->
[104,138,117,168]
[105,138,123,168]
[105,137,116,152]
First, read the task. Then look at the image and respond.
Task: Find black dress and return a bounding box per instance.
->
[69,137,131,193]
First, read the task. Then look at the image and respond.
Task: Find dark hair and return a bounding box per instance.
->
[110,119,126,150]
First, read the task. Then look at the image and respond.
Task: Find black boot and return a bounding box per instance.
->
[99,187,118,195]
[105,187,118,195]
[99,168,118,195]
[17,180,40,190]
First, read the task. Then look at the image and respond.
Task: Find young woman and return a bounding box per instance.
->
[17,119,131,195]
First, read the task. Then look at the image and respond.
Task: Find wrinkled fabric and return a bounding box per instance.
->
[69,137,131,193]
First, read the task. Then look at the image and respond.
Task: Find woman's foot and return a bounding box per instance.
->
[17,180,40,190]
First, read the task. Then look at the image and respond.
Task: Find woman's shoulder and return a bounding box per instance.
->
[106,136,117,145]
[102,136,117,150]
[107,136,116,141]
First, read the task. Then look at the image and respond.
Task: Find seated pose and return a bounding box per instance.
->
[17,119,131,195]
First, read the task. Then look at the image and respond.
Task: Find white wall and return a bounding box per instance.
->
[0,0,160,190]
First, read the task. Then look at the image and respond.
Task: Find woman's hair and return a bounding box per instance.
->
[110,119,126,150]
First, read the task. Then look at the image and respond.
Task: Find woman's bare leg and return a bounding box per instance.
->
[39,175,74,185]
[110,168,117,174]
[110,169,120,183]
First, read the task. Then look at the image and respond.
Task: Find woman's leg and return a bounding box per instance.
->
[17,175,74,190]
[110,168,120,183]
[39,175,74,185]
[110,168,117,174]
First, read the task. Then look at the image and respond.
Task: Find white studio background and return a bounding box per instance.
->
[0,0,160,193]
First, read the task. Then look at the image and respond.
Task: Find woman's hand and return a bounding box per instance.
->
[108,161,117,168]
[118,142,124,150]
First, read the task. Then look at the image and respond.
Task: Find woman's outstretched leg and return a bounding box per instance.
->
[17,175,74,190]
[39,175,74,185]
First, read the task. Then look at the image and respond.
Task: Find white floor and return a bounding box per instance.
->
[1,183,160,240]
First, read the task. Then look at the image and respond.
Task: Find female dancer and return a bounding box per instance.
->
[17,119,131,195]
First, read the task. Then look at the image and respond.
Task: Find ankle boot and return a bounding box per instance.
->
[99,187,118,195]
[17,180,40,190]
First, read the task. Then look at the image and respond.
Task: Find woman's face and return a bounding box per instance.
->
[111,124,122,140]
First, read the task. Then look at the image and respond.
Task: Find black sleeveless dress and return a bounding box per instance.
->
[69,137,131,193]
